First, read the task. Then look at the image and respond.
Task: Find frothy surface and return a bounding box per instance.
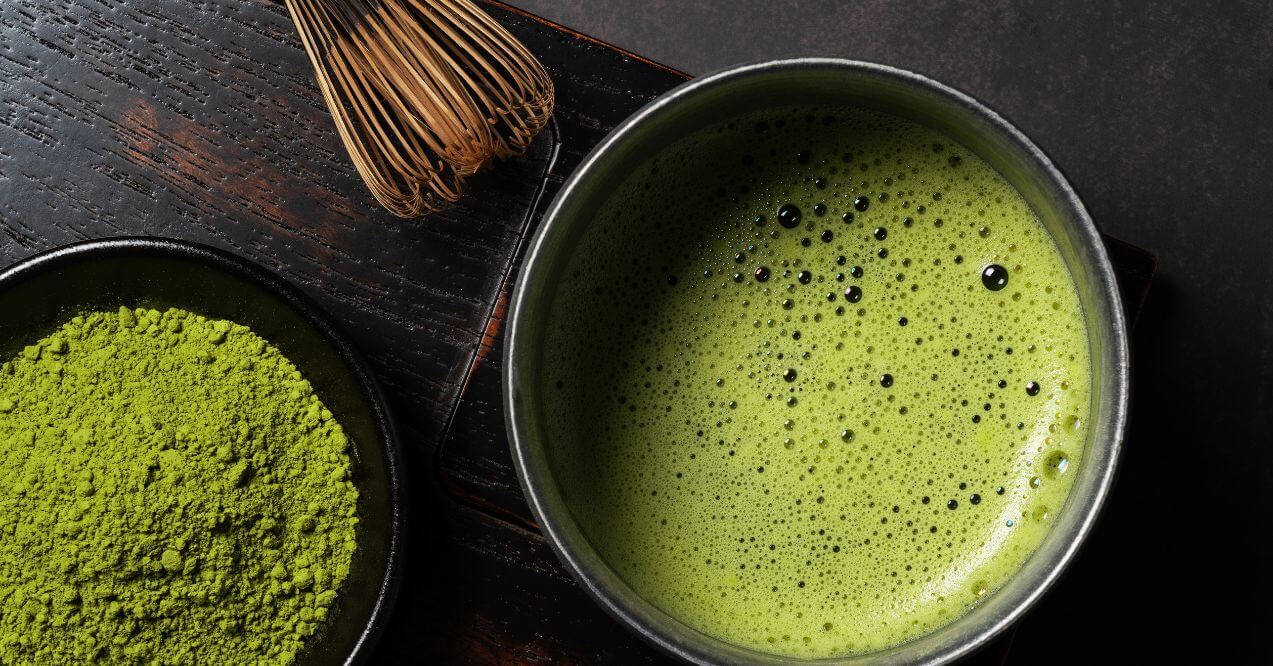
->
[540,108,1090,657]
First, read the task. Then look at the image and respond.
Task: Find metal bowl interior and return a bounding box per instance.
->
[506,59,1128,665]
[0,237,405,665]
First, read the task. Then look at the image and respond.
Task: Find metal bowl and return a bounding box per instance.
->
[0,237,406,665]
[505,59,1128,664]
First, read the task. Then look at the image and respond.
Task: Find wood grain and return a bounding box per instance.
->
[0,0,552,444]
[0,1,1153,663]
[0,0,684,660]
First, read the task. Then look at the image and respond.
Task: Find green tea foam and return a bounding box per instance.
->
[540,107,1090,657]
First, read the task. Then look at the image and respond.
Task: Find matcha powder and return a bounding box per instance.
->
[0,307,360,664]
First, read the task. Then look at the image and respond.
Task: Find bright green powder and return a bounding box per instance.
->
[0,307,360,664]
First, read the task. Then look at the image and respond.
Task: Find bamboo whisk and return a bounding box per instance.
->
[285,0,554,217]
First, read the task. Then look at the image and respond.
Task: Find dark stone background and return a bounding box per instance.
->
[513,1,1273,661]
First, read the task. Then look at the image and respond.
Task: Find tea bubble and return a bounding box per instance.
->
[539,104,1091,659]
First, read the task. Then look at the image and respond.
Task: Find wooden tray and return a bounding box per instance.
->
[0,0,1154,662]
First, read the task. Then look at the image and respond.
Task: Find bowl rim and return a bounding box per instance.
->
[505,58,1129,664]
[0,236,407,665]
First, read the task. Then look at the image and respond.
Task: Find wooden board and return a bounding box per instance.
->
[0,0,1154,662]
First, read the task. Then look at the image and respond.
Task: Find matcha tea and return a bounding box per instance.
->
[540,107,1090,657]
[0,308,358,663]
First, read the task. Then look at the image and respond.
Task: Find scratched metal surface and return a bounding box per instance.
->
[0,1,1157,663]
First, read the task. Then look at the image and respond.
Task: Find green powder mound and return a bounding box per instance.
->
[0,307,360,665]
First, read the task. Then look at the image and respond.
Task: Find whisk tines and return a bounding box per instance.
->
[285,0,554,217]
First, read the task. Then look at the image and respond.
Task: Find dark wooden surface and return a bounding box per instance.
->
[0,1,1155,663]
